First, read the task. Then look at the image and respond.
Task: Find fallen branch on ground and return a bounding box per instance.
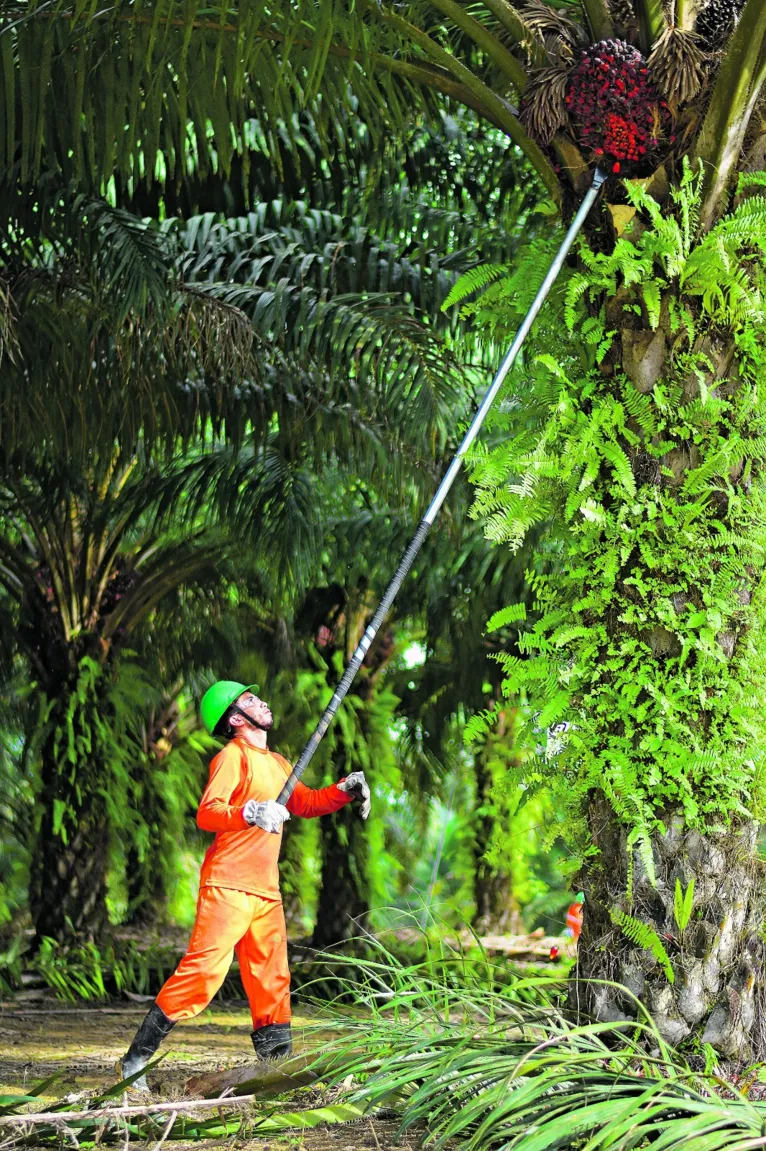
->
[0,1094,256,1127]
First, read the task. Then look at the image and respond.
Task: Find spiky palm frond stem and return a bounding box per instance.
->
[694,0,745,51]
[520,67,570,143]
[648,27,706,109]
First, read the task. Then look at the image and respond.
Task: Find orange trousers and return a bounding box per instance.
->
[155,886,290,1030]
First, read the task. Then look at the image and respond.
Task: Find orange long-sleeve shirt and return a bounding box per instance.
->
[197,738,351,899]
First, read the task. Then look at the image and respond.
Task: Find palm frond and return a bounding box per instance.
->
[144,445,325,589]
[635,0,668,51]
[694,0,766,227]
[0,188,258,458]
[0,1,563,202]
[580,0,615,39]
[427,0,529,89]
[315,944,766,1151]
[174,205,478,456]
[101,536,225,638]
[74,196,175,322]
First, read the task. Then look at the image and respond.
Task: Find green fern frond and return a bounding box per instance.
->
[601,441,637,499]
[611,909,675,983]
[673,157,703,255]
[464,706,501,744]
[441,264,507,311]
[537,690,571,728]
[624,178,667,233]
[737,171,766,193]
[667,296,696,344]
[621,386,658,434]
[565,272,591,330]
[486,603,527,631]
[641,280,662,329]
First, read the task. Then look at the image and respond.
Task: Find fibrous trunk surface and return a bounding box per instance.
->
[312,799,370,948]
[574,795,766,1060]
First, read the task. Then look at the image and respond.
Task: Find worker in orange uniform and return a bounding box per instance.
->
[119,681,370,1091]
[565,895,584,942]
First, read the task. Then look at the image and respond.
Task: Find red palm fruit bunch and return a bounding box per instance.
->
[565,39,672,173]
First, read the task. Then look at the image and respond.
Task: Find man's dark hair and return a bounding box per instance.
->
[214,706,240,741]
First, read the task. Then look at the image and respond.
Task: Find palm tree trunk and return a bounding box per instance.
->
[312,797,370,948]
[473,856,520,935]
[30,660,113,942]
[124,784,169,927]
[573,794,766,1060]
[472,748,522,934]
[567,303,766,1060]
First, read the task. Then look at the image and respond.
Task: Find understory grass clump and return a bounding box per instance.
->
[309,935,766,1150]
[0,935,196,1002]
[4,931,766,1148]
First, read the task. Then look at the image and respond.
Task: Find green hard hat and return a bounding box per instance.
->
[200,680,260,735]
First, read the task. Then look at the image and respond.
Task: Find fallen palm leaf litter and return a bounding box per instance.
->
[0,1098,370,1144]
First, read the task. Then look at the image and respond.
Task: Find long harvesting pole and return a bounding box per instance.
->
[277,168,607,806]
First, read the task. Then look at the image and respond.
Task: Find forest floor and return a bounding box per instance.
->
[0,998,413,1151]
[0,926,572,1148]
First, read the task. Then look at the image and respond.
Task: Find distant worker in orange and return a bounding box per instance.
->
[564,893,584,942]
[119,681,370,1091]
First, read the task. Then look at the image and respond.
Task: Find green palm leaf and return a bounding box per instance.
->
[0,1,563,200]
[316,947,766,1151]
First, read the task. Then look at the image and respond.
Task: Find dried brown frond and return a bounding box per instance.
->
[519,66,570,144]
[648,26,705,111]
[519,0,585,51]
[542,31,575,64]
[0,276,19,368]
[176,286,257,382]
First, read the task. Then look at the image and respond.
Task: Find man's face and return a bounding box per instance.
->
[234,690,274,731]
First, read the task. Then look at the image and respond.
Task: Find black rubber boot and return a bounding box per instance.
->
[120,1002,176,1092]
[251,1022,292,1060]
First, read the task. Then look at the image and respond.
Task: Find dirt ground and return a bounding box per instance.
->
[0,997,417,1150]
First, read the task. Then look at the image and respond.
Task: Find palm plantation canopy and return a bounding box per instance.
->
[2,0,766,1073]
[0,88,541,950]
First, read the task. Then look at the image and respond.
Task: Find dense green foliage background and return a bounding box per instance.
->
[4,0,766,1093]
[0,106,573,966]
[4,9,766,1151]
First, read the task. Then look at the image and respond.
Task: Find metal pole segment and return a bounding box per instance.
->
[277,169,607,806]
[423,168,608,525]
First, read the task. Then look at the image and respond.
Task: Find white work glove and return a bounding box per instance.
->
[337,771,371,820]
[243,799,290,833]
